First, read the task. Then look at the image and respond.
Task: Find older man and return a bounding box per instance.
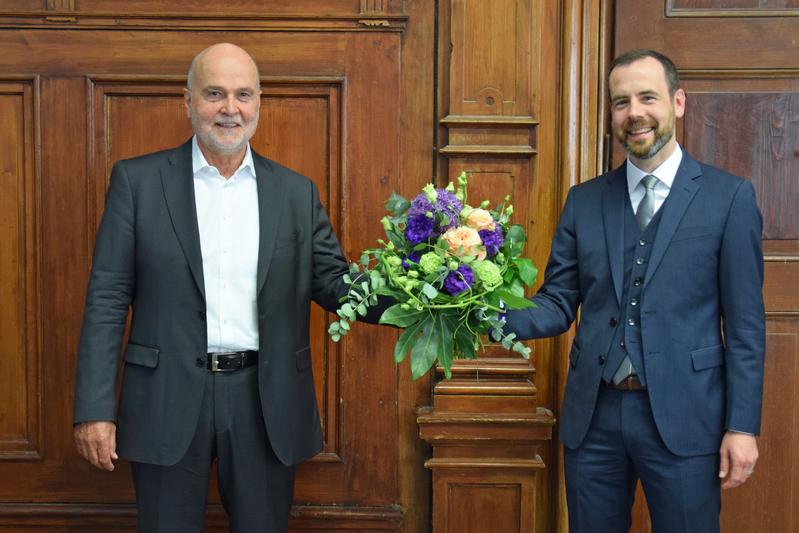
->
[503,49,765,532]
[73,43,382,533]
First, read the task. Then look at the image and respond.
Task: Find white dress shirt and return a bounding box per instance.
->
[626,144,683,215]
[192,137,260,352]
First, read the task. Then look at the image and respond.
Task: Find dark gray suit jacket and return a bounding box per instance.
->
[74,140,377,466]
[505,152,766,456]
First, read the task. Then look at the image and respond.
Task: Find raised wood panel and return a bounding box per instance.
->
[447,483,522,531]
[0,79,40,461]
[448,0,532,117]
[680,90,799,240]
[720,321,799,532]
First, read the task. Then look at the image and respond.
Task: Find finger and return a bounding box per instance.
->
[718,448,730,479]
[97,449,115,471]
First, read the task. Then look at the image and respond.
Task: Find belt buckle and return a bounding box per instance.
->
[209,351,239,373]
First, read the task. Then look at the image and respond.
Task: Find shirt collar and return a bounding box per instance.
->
[191,135,255,180]
[626,143,682,194]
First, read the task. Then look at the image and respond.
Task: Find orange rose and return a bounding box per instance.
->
[442,226,487,260]
[465,208,496,232]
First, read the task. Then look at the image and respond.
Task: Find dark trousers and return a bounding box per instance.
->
[564,386,721,533]
[131,366,295,533]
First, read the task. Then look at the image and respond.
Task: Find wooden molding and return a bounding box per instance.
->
[0,12,408,32]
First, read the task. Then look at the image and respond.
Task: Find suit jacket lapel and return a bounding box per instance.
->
[644,153,702,288]
[254,152,285,294]
[161,140,205,300]
[603,165,627,305]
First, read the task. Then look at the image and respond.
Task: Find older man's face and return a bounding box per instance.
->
[184,48,260,157]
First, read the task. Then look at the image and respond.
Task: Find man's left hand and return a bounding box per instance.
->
[718,431,758,489]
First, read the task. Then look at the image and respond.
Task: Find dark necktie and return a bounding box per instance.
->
[635,174,659,229]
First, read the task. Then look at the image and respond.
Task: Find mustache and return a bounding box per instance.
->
[624,119,656,131]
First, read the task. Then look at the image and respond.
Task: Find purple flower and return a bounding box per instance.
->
[444,264,474,295]
[406,189,464,242]
[402,251,421,270]
[479,226,504,257]
[405,215,434,245]
[435,190,463,231]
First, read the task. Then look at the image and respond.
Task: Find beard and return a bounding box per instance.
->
[615,111,675,160]
[190,108,258,156]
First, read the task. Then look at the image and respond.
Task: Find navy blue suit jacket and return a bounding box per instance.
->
[505,152,765,456]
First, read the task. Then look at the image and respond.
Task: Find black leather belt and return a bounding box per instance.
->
[604,375,646,391]
[207,350,258,372]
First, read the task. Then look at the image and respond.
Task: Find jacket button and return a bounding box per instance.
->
[195,357,206,367]
[198,310,206,320]
[598,354,606,365]
[609,317,618,327]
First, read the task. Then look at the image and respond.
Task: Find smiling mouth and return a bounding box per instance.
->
[627,126,654,139]
[215,122,241,129]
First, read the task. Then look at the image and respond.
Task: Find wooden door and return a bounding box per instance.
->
[612,2,799,532]
[0,2,434,531]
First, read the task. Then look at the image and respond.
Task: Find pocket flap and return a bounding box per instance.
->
[296,346,312,371]
[124,343,160,368]
[691,344,724,371]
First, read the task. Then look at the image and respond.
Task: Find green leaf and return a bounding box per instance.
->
[410,318,440,380]
[421,283,439,300]
[394,317,428,363]
[380,304,427,328]
[453,324,476,359]
[340,320,350,331]
[508,277,526,297]
[331,333,341,342]
[434,315,454,379]
[385,192,410,216]
[512,341,531,359]
[506,224,526,257]
[495,288,535,309]
[514,257,538,286]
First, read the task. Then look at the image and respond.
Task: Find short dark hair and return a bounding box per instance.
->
[609,49,680,96]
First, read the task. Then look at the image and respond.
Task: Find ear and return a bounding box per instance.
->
[182,88,192,117]
[673,88,686,119]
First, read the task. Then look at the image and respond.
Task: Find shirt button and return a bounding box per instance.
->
[627,318,636,326]
[639,239,646,246]
[609,317,618,327]
[636,257,645,265]
[598,354,606,365]
[620,340,625,348]
[630,298,638,307]
[634,278,642,286]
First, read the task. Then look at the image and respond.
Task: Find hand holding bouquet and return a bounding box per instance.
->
[328,172,537,379]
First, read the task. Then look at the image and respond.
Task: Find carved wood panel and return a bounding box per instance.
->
[0,78,40,462]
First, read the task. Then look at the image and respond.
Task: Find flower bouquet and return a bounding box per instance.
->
[328,172,537,380]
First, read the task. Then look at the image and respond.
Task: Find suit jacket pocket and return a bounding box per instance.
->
[296,346,312,371]
[671,225,720,243]
[691,344,724,371]
[124,343,160,368]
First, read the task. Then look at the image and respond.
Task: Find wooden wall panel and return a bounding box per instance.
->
[0,1,438,529]
[0,79,40,461]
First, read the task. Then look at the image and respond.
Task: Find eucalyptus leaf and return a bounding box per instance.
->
[421,283,439,300]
